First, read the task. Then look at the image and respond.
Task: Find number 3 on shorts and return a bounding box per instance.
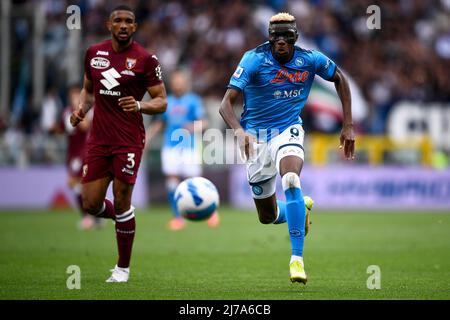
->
[126,153,136,169]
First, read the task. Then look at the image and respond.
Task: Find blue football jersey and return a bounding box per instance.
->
[158,93,204,148]
[228,42,337,140]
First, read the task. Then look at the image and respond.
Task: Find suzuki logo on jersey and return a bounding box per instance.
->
[90,57,110,69]
[273,89,304,99]
[99,68,121,96]
[270,68,309,84]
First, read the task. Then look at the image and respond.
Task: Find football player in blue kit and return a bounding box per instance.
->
[219,12,355,284]
[147,70,219,230]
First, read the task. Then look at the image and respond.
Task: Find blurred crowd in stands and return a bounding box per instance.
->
[1,0,449,166]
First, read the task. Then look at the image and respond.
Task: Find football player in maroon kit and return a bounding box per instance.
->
[70,5,167,282]
[63,85,102,230]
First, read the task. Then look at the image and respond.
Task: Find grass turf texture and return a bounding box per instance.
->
[0,207,449,300]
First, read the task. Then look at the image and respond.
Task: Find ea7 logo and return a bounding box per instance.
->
[100,68,121,90]
[91,57,110,69]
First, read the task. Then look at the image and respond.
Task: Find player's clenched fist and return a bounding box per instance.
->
[70,107,86,127]
[119,96,141,112]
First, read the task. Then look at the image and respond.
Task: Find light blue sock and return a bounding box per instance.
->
[274,200,286,224]
[284,187,305,257]
[168,190,181,218]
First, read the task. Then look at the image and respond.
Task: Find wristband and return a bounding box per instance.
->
[136,101,141,111]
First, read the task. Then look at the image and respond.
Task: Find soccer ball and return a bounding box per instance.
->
[174,177,219,221]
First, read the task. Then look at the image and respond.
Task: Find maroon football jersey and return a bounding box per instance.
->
[84,40,162,148]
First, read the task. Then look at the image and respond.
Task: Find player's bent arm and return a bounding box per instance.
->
[219,88,244,133]
[141,84,167,115]
[331,67,355,159]
[119,84,167,114]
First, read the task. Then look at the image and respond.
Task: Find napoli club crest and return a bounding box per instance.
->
[126,58,137,70]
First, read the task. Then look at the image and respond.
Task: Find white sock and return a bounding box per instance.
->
[116,265,130,272]
[290,255,303,265]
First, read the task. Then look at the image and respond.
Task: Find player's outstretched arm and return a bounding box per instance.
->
[119,83,167,115]
[219,88,256,161]
[70,74,94,127]
[331,67,355,160]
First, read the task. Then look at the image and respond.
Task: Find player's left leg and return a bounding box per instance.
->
[271,124,308,284]
[279,155,308,284]
[105,147,143,283]
[105,178,135,283]
[111,178,135,278]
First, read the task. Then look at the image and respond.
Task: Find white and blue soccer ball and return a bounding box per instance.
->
[174,177,219,221]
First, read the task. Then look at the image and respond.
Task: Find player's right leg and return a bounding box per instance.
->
[80,145,116,220]
[81,175,114,219]
[246,142,310,226]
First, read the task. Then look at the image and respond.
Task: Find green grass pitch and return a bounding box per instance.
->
[0,206,449,300]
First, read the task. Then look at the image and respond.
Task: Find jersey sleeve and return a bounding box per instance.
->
[228,51,259,91]
[84,47,92,80]
[189,94,204,121]
[313,50,337,81]
[143,54,163,88]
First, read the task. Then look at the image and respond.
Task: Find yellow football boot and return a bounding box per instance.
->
[289,260,307,284]
[304,196,314,236]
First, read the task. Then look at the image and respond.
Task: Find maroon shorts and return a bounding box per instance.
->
[81,144,143,185]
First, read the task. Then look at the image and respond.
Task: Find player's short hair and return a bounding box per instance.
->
[268,12,298,44]
[110,5,135,16]
[269,12,296,24]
